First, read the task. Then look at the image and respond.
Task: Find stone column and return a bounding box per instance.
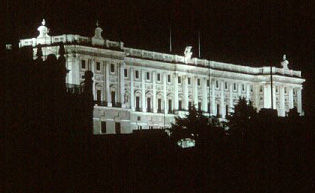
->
[272,85,276,109]
[90,59,96,100]
[105,62,111,106]
[220,81,225,118]
[141,70,146,112]
[163,73,167,114]
[263,84,271,108]
[229,83,234,114]
[211,80,216,115]
[183,75,188,110]
[130,68,135,111]
[279,86,285,116]
[66,55,71,84]
[73,56,80,85]
[297,87,302,114]
[174,73,178,110]
[254,84,260,110]
[193,76,198,108]
[202,78,207,112]
[238,83,242,97]
[120,63,125,107]
[246,83,250,102]
[288,87,294,109]
[152,71,157,113]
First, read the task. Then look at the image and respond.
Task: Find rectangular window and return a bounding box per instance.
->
[178,100,182,110]
[81,60,86,69]
[110,64,115,73]
[260,86,263,92]
[147,98,151,112]
[157,73,161,81]
[234,83,237,91]
[197,79,200,86]
[217,104,220,116]
[242,84,245,91]
[124,69,128,77]
[136,97,140,111]
[168,75,171,83]
[97,90,101,102]
[216,80,219,88]
[158,99,162,112]
[146,72,150,80]
[225,82,228,89]
[226,105,229,116]
[178,76,181,84]
[111,91,116,106]
[207,80,210,87]
[188,77,191,85]
[168,99,172,113]
[135,70,139,79]
[101,121,106,134]
[284,87,287,93]
[115,122,121,134]
[96,62,100,71]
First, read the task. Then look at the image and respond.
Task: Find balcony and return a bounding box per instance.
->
[94,100,108,107]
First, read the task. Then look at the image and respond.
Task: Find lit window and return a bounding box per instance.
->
[110,64,115,73]
[81,60,86,69]
[124,69,128,77]
[96,62,100,71]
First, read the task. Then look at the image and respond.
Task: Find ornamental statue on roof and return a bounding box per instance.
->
[93,20,104,40]
[37,19,50,38]
[281,54,289,70]
[184,46,192,63]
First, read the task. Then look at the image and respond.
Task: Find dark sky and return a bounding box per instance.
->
[4,0,315,113]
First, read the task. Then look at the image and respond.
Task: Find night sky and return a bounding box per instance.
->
[4,0,315,114]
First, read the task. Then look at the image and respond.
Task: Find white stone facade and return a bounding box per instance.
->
[19,20,305,134]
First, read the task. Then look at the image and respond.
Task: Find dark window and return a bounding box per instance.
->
[242,84,245,91]
[115,122,121,134]
[178,76,181,83]
[217,104,220,116]
[96,62,100,71]
[146,72,150,80]
[147,98,151,112]
[207,80,210,87]
[111,91,115,105]
[97,90,101,102]
[168,100,172,113]
[234,83,237,90]
[198,102,201,111]
[225,82,228,89]
[158,99,162,112]
[197,79,200,86]
[216,80,219,88]
[81,60,86,69]
[137,116,141,121]
[110,64,115,73]
[260,86,263,92]
[101,121,106,134]
[136,97,140,111]
[124,69,128,77]
[157,73,161,81]
[284,87,287,93]
[188,77,191,85]
[168,75,171,82]
[135,70,139,79]
[178,100,182,110]
[208,103,210,112]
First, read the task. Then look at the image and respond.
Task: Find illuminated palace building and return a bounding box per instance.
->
[19,20,305,134]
